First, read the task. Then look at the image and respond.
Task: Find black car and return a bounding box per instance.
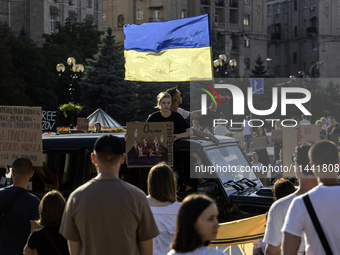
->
[27,133,273,223]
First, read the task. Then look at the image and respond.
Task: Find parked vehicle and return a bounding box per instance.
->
[25,133,273,222]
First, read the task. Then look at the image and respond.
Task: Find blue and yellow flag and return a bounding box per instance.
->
[124,14,213,82]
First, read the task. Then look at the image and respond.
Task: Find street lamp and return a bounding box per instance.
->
[56,57,84,128]
[56,57,84,102]
[213,54,237,77]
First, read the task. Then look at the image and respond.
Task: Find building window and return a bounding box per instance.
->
[215,12,218,23]
[304,19,307,29]
[276,4,280,14]
[244,0,250,4]
[244,58,250,69]
[244,14,250,26]
[153,10,161,22]
[50,14,56,33]
[285,23,288,34]
[181,9,187,18]
[294,0,297,10]
[303,42,307,51]
[274,66,279,76]
[294,26,298,37]
[137,9,143,20]
[268,5,271,16]
[267,46,271,58]
[284,2,288,12]
[69,0,75,5]
[118,15,124,27]
[293,52,297,64]
[244,36,250,47]
[312,41,318,51]
[275,45,280,56]
[304,0,307,8]
[284,43,287,54]
[86,0,91,7]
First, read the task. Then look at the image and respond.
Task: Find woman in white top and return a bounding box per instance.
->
[147,162,181,255]
[167,194,224,255]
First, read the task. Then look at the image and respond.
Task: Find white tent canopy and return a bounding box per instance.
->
[87,108,123,129]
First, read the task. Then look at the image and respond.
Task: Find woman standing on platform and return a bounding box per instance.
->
[146,92,191,141]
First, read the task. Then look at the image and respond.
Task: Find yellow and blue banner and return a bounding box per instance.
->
[124,14,213,82]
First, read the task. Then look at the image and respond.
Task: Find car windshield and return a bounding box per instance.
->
[205,145,261,190]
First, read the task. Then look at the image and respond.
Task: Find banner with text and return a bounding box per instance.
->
[0,106,42,166]
[126,122,174,167]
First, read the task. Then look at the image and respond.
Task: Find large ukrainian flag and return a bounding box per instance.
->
[124,14,213,82]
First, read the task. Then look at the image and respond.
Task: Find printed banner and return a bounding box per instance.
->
[126,122,174,167]
[0,106,43,166]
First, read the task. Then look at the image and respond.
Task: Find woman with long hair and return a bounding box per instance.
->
[146,92,191,141]
[24,190,69,255]
[147,162,181,255]
[167,194,223,255]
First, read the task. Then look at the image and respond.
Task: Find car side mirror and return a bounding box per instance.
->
[197,181,219,198]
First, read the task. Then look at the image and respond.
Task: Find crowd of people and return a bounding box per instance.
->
[1,88,340,255]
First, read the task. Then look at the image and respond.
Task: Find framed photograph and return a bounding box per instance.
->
[126,122,174,167]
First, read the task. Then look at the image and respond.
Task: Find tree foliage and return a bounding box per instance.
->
[80,28,138,125]
[251,55,268,78]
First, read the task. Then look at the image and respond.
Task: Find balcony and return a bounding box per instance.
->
[306,27,317,34]
[201,0,210,5]
[271,33,281,40]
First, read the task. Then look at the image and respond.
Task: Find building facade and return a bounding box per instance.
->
[267,0,340,78]
[103,0,268,77]
[0,0,103,46]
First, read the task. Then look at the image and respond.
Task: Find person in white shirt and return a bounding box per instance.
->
[242,116,253,153]
[147,162,181,255]
[264,143,317,255]
[282,140,340,255]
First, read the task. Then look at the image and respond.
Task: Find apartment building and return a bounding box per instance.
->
[0,0,103,46]
[103,0,267,77]
[267,0,340,78]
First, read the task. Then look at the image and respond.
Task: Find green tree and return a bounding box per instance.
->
[42,19,102,107]
[80,28,138,125]
[251,55,267,78]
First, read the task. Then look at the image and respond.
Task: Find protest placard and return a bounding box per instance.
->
[328,134,340,158]
[126,122,173,167]
[253,136,268,149]
[271,129,282,143]
[0,106,42,166]
[42,110,57,132]
[77,117,89,132]
[282,124,320,177]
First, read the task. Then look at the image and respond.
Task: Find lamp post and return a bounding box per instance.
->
[213,54,237,77]
[56,57,84,128]
[56,57,84,102]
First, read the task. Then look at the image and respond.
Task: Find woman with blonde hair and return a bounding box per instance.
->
[146,92,191,141]
[147,162,181,255]
[24,190,69,255]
